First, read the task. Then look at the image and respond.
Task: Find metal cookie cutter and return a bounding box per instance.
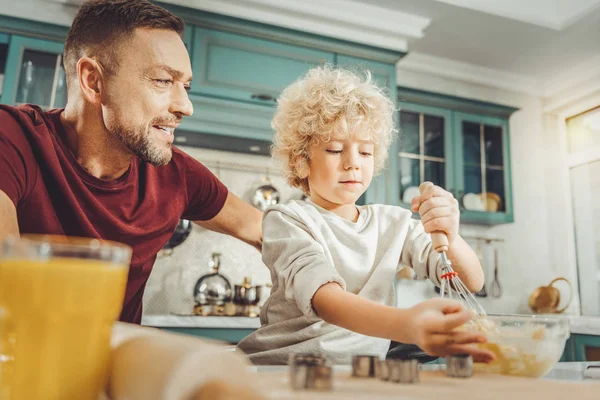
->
[446,354,473,378]
[289,353,333,391]
[387,359,420,384]
[352,355,379,378]
[375,359,390,381]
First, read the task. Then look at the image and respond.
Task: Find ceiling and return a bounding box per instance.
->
[33,0,600,96]
[365,0,600,88]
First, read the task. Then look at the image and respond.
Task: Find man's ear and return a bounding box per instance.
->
[77,57,105,104]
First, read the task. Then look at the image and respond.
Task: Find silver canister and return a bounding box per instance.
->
[289,353,333,391]
[387,359,420,384]
[446,354,473,378]
[352,355,378,378]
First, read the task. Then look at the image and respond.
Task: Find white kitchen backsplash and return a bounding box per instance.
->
[142,145,548,317]
[143,145,300,315]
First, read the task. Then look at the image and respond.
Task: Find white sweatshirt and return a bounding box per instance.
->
[237,200,443,365]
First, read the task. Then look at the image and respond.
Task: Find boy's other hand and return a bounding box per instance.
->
[411,183,460,244]
[402,298,495,363]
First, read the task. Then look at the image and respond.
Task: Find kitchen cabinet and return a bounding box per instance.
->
[191,27,334,106]
[573,334,600,362]
[0,35,66,109]
[157,327,255,344]
[395,88,517,225]
[454,113,513,224]
[396,103,454,208]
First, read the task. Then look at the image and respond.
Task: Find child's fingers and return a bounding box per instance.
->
[437,331,487,345]
[430,309,473,333]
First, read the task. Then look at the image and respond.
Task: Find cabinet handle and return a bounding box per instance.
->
[251,93,276,102]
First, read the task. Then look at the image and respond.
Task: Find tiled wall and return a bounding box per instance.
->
[143,145,301,315]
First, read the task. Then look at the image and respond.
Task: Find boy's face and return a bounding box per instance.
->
[308,137,375,207]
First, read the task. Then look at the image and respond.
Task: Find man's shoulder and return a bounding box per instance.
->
[0,104,54,139]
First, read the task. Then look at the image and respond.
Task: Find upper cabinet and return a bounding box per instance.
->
[395,88,517,225]
[0,35,66,109]
[454,112,512,224]
[396,103,454,207]
[191,27,334,105]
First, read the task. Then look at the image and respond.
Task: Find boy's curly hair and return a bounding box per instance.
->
[271,65,397,194]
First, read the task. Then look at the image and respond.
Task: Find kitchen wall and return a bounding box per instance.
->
[143,146,301,315]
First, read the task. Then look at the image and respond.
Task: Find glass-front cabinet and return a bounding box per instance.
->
[0,35,66,109]
[454,113,512,224]
[396,89,515,225]
[398,104,453,207]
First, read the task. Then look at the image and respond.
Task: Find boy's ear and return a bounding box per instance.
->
[297,160,309,179]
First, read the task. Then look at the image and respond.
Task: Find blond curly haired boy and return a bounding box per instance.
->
[238,66,493,365]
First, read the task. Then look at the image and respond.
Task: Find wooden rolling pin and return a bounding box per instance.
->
[106,322,265,400]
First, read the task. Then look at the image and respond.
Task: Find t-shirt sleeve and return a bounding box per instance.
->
[0,110,34,207]
[262,208,346,318]
[399,218,443,287]
[179,151,229,222]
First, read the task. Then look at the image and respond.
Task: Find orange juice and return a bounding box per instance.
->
[0,257,128,400]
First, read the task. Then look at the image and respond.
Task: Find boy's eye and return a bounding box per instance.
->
[360,151,373,156]
[326,149,342,154]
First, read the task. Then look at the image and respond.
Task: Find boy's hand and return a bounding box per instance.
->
[402,298,495,363]
[411,183,460,244]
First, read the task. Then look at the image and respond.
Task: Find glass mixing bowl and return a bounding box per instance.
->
[463,314,570,378]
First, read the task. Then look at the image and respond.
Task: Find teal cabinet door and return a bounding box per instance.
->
[453,112,514,225]
[1,35,66,109]
[573,334,600,362]
[191,27,334,105]
[335,55,397,205]
[395,102,454,209]
[178,94,274,142]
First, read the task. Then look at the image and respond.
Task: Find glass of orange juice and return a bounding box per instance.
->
[0,235,131,400]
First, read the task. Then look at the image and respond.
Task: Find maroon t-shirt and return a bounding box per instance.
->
[0,104,229,324]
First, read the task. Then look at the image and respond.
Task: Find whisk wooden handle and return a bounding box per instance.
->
[419,182,449,253]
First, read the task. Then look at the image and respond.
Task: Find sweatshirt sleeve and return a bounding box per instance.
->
[399,218,443,287]
[262,208,346,318]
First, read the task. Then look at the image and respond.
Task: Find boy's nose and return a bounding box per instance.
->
[343,154,360,170]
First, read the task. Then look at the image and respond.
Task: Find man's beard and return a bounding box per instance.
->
[115,125,172,167]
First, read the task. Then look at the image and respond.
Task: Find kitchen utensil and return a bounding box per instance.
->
[352,355,378,378]
[490,247,502,298]
[528,277,573,314]
[289,353,332,391]
[375,359,389,380]
[233,276,262,306]
[387,359,419,384]
[161,219,193,256]
[474,242,488,298]
[419,182,486,316]
[446,354,473,378]
[468,314,570,378]
[193,253,232,306]
[251,170,280,211]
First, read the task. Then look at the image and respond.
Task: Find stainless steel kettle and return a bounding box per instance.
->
[193,253,232,306]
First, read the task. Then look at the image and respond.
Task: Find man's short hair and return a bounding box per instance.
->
[64,0,185,83]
